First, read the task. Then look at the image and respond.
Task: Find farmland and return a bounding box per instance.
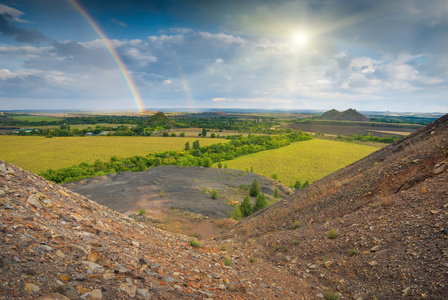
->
[10,115,63,122]
[214,139,381,187]
[0,136,224,173]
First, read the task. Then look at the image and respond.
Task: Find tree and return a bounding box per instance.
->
[249,178,261,197]
[193,140,200,150]
[202,128,207,137]
[218,162,222,168]
[240,195,253,217]
[303,180,310,188]
[171,133,176,137]
[273,188,279,198]
[294,180,302,189]
[162,132,169,137]
[180,132,185,137]
[253,193,267,212]
[185,141,190,151]
[210,133,216,138]
[203,157,212,167]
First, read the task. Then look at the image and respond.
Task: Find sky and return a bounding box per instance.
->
[0,0,447,113]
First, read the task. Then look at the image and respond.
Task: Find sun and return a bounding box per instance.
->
[292,32,309,47]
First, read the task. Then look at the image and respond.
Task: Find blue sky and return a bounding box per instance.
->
[0,0,447,113]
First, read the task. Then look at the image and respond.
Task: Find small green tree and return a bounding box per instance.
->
[210,133,216,138]
[180,132,185,137]
[185,141,190,151]
[294,180,302,189]
[139,209,146,215]
[202,128,207,137]
[211,189,218,199]
[253,193,267,212]
[203,157,213,167]
[162,132,169,137]
[273,188,279,198]
[224,163,228,169]
[193,140,200,150]
[171,133,176,137]
[240,195,253,217]
[218,162,222,168]
[272,174,278,180]
[249,178,261,197]
[303,180,310,188]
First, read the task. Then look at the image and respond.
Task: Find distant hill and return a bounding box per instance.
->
[144,111,175,127]
[320,108,369,121]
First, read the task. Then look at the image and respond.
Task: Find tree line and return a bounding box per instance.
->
[39,131,312,183]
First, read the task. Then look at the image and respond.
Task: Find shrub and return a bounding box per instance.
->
[185,141,190,151]
[249,257,255,264]
[294,180,302,189]
[218,162,222,169]
[179,132,185,137]
[348,248,361,256]
[293,239,299,245]
[249,178,260,197]
[190,239,200,248]
[159,190,165,197]
[328,229,338,239]
[271,173,278,180]
[211,189,218,199]
[273,188,279,198]
[323,289,339,300]
[303,180,310,188]
[224,257,231,266]
[162,132,169,137]
[138,209,146,216]
[294,221,301,229]
[170,133,176,137]
[220,244,228,251]
[210,133,216,138]
[240,195,253,217]
[239,184,249,190]
[229,205,242,221]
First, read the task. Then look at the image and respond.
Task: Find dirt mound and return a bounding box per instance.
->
[63,166,288,238]
[321,108,369,121]
[222,113,448,298]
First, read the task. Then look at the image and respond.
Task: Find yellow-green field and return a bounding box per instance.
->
[0,136,225,173]
[214,139,381,187]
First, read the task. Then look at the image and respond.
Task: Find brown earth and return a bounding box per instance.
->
[223,113,448,299]
[287,123,417,137]
[1,113,447,299]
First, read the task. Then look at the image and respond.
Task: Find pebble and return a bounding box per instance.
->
[37,293,71,300]
[24,282,41,293]
[27,194,44,209]
[119,283,137,298]
[56,283,79,300]
[136,288,153,300]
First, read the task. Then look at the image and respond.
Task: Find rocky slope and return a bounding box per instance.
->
[222,114,448,298]
[0,159,315,299]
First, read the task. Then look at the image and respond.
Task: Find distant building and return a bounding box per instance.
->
[85,132,93,136]
[13,128,38,134]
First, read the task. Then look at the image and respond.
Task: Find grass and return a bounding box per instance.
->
[327,229,339,239]
[0,136,225,173]
[190,239,200,248]
[348,248,361,256]
[213,139,380,186]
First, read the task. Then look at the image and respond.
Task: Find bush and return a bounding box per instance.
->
[229,205,242,220]
[138,209,146,216]
[211,189,218,199]
[273,188,279,198]
[271,173,278,180]
[294,221,301,229]
[324,289,339,300]
[240,195,253,217]
[218,162,222,169]
[348,248,361,256]
[170,133,176,137]
[162,132,169,137]
[190,239,200,248]
[224,257,231,266]
[294,180,302,189]
[328,229,338,239]
[210,133,216,138]
[239,184,249,190]
[180,132,185,137]
[249,178,260,197]
[303,180,310,188]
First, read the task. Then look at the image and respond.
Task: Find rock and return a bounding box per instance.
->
[371,246,379,252]
[27,194,44,209]
[368,261,377,266]
[82,261,105,273]
[56,283,79,300]
[136,289,152,300]
[163,276,174,282]
[75,273,86,281]
[0,163,6,174]
[119,283,137,298]
[24,282,41,293]
[38,245,54,252]
[430,210,439,214]
[216,284,226,290]
[71,245,89,256]
[324,261,333,268]
[55,250,66,258]
[434,163,446,175]
[316,293,324,298]
[37,293,71,300]
[103,271,115,280]
[87,253,98,263]
[80,289,102,300]
[114,263,129,273]
[402,286,411,296]
[0,189,5,197]
[132,241,140,247]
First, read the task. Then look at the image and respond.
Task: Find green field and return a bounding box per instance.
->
[0,136,225,173]
[10,115,63,122]
[214,139,381,187]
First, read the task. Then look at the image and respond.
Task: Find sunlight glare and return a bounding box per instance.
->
[293,32,309,47]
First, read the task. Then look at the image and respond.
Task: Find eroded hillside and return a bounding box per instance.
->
[221,114,448,298]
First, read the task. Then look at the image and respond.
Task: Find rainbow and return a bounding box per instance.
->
[70,0,145,113]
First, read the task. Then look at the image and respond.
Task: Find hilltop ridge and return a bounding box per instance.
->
[320,108,369,121]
